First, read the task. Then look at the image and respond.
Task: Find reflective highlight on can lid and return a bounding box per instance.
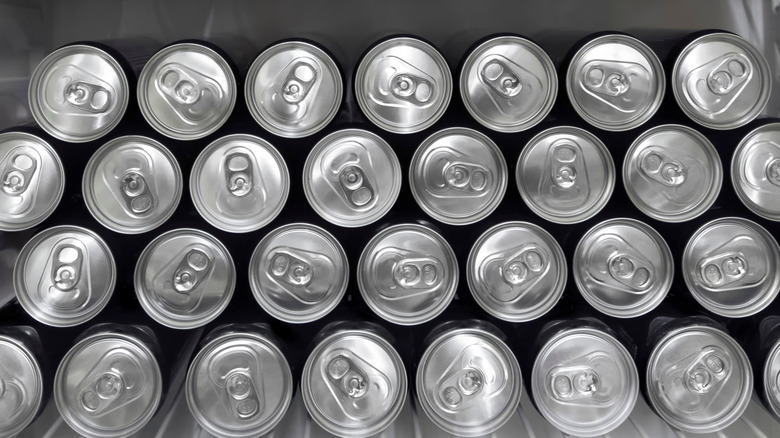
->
[764,339,780,418]
[467,221,566,322]
[624,124,722,222]
[683,217,780,318]
[83,135,182,234]
[732,123,780,221]
[355,37,452,133]
[14,225,115,327]
[0,335,43,437]
[358,224,458,325]
[191,134,289,233]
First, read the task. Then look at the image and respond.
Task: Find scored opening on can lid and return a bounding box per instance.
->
[764,338,780,419]
[732,122,780,221]
[0,334,44,438]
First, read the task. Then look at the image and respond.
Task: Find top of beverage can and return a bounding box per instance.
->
[0,334,44,438]
[764,338,780,418]
[732,122,780,221]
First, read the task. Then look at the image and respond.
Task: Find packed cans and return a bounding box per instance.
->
[732,122,780,221]
[0,326,44,437]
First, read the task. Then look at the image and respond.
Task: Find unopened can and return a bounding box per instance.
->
[138,42,237,140]
[759,317,780,418]
[416,321,522,437]
[301,322,407,437]
[303,129,401,227]
[0,326,45,437]
[190,134,288,233]
[673,32,771,130]
[517,126,615,224]
[246,40,342,138]
[624,124,722,222]
[467,221,566,322]
[249,223,348,323]
[574,218,673,318]
[410,127,507,225]
[355,37,452,134]
[0,131,64,231]
[14,225,115,327]
[460,35,557,132]
[732,122,780,221]
[82,135,182,234]
[358,223,458,325]
[682,217,780,318]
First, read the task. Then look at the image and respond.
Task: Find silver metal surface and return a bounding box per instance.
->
[0,333,43,438]
[765,338,780,419]
[732,122,780,221]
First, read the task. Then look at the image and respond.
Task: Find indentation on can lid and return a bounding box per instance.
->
[685,53,752,116]
[580,60,651,113]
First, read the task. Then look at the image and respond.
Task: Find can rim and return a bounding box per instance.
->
[731,122,780,221]
[0,334,44,437]
[763,337,780,418]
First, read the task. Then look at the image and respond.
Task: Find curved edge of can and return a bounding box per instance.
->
[731,122,780,221]
[764,337,780,418]
[0,334,44,437]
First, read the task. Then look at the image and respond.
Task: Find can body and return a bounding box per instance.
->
[732,122,780,221]
[0,326,45,438]
[756,317,780,419]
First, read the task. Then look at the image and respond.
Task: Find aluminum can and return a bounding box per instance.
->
[516,126,615,224]
[682,217,780,318]
[190,134,288,233]
[358,223,458,325]
[624,124,721,222]
[303,129,401,227]
[249,223,348,323]
[672,32,771,130]
[14,225,115,327]
[0,326,45,438]
[82,135,182,234]
[467,221,566,322]
[757,317,780,419]
[245,40,342,138]
[732,122,780,221]
[410,127,507,225]
[460,35,557,132]
[355,36,452,134]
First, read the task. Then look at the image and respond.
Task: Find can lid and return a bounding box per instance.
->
[301,328,407,437]
[467,221,566,322]
[83,135,182,234]
[355,37,452,134]
[624,124,722,222]
[647,324,752,433]
[416,326,522,437]
[673,32,771,130]
[28,44,129,143]
[358,224,458,325]
[0,131,65,231]
[246,41,343,138]
[138,43,237,140]
[574,218,672,318]
[764,338,780,418]
[0,334,44,438]
[410,127,507,225]
[14,225,116,327]
[732,122,780,221]
[532,327,638,437]
[186,331,293,438]
[190,134,289,233]
[517,126,615,224]
[683,217,780,317]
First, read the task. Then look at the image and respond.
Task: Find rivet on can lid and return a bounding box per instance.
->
[0,334,44,437]
[732,123,780,221]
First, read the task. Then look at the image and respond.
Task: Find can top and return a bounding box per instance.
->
[764,338,780,418]
[186,330,293,438]
[624,124,722,222]
[532,326,638,437]
[517,126,615,224]
[416,326,522,437]
[460,35,557,133]
[138,42,237,140]
[647,324,752,434]
[303,129,401,227]
[55,331,162,438]
[0,131,65,231]
[302,328,407,437]
[246,41,342,138]
[732,122,780,221]
[355,37,452,133]
[14,225,116,327]
[358,223,458,325]
[0,334,44,438]
[673,32,771,130]
[467,221,566,322]
[190,134,289,233]
[29,44,129,143]
[83,135,182,234]
[683,217,780,318]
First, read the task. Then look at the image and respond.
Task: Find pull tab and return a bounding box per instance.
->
[372,247,444,300]
[696,235,766,291]
[51,243,83,291]
[327,355,369,399]
[390,73,433,104]
[281,59,319,104]
[216,147,265,214]
[338,165,375,208]
[76,349,145,416]
[548,352,619,406]
[151,245,214,312]
[658,345,732,413]
[738,140,780,193]
[766,158,780,187]
[64,81,113,113]
[38,238,91,311]
[322,349,392,419]
[683,348,729,394]
[640,148,687,187]
[434,345,506,413]
[172,249,212,294]
[480,57,522,97]
[323,143,378,210]
[476,54,545,116]
[263,57,322,122]
[541,139,590,208]
[580,60,652,112]
[225,152,253,197]
[1,148,39,196]
[481,244,549,303]
[211,349,265,420]
[393,256,441,290]
[120,170,155,215]
[588,234,655,294]
[372,56,436,109]
[685,53,752,115]
[156,63,224,123]
[267,247,334,304]
[0,361,24,421]
[426,147,492,198]
[223,370,262,419]
[442,162,489,193]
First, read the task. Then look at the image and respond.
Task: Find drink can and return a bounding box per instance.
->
[409,127,507,225]
[303,129,401,228]
[82,135,182,234]
[249,223,348,323]
[682,217,780,317]
[358,223,458,325]
[516,126,615,224]
[624,124,722,222]
[757,317,780,418]
[732,122,780,221]
[245,40,343,138]
[190,134,288,233]
[355,36,452,134]
[14,225,115,327]
[0,326,45,437]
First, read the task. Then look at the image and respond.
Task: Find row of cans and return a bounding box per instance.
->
[26,31,772,144]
